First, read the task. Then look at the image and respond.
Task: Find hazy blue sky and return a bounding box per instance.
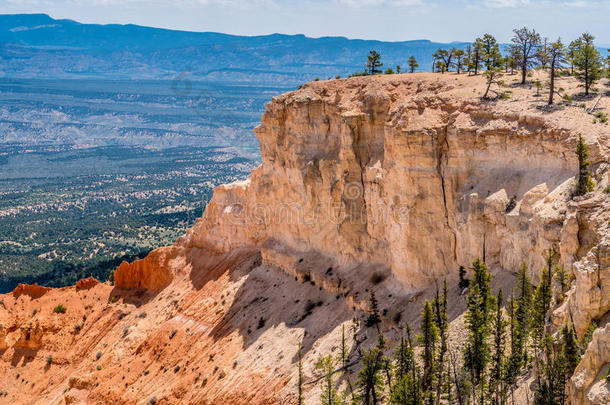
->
[2,0,609,44]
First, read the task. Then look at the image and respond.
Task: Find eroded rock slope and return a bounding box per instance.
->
[0,73,608,404]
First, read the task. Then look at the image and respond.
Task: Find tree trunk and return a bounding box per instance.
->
[483,76,493,99]
[549,62,555,105]
[585,66,589,95]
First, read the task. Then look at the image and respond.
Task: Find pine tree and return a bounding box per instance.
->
[532,250,554,344]
[366,51,383,75]
[454,49,465,74]
[508,44,521,75]
[366,290,381,328]
[490,288,508,405]
[547,39,566,105]
[393,336,413,382]
[554,265,570,304]
[406,326,422,405]
[357,335,387,405]
[480,34,502,70]
[472,37,484,75]
[533,323,580,405]
[533,334,562,405]
[575,134,594,196]
[408,56,419,73]
[419,300,438,395]
[508,263,532,381]
[463,258,494,400]
[391,330,422,405]
[390,325,423,405]
[433,280,449,404]
[567,40,579,75]
[378,333,393,390]
[511,27,541,84]
[506,294,519,398]
[464,44,473,74]
[573,33,602,95]
[433,48,456,73]
[483,66,504,99]
[478,34,503,99]
[538,37,549,71]
[316,354,341,405]
[535,79,543,96]
[562,325,580,375]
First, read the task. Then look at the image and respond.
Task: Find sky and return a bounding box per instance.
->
[1,0,609,45]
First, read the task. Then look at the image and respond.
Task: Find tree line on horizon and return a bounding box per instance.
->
[344,27,609,105]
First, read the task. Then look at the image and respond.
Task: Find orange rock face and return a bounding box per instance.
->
[12,283,51,299]
[114,247,175,290]
[75,277,99,290]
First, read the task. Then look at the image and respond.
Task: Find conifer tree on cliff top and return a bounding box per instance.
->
[512,27,541,84]
[547,38,567,105]
[407,56,418,73]
[573,33,602,95]
[366,51,383,75]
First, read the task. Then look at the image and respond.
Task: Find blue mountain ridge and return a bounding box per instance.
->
[0,14,469,83]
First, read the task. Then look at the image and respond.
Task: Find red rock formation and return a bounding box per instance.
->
[75,276,99,290]
[114,247,175,290]
[12,283,51,299]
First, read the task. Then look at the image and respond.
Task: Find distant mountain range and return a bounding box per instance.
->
[0,14,469,84]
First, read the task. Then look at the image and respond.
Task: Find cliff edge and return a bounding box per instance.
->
[1,72,608,404]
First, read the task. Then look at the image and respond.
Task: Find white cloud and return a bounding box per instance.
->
[476,0,532,8]
[334,0,426,7]
[472,0,606,8]
[562,1,595,7]
[5,0,276,7]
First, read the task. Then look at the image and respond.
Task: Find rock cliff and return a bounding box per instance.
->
[1,73,608,404]
[186,75,607,292]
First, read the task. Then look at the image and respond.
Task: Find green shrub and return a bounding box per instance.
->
[580,321,598,350]
[53,304,67,314]
[594,111,608,123]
